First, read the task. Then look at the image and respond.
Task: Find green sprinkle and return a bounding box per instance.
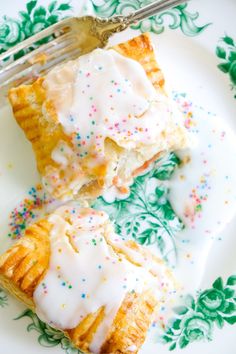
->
[195,204,202,212]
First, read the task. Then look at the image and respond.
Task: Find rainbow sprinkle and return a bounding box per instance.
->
[172,91,195,130]
[8,184,53,240]
[184,174,210,227]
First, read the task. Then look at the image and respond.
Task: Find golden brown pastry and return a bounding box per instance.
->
[8,33,188,202]
[0,206,173,354]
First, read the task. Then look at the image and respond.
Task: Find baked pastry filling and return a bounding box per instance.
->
[0,206,173,353]
[9,34,188,201]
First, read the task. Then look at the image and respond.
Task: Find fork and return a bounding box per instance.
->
[0,0,188,102]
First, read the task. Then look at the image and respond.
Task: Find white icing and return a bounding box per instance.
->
[108,232,172,290]
[42,141,90,200]
[43,48,187,199]
[127,345,138,352]
[33,206,169,353]
[51,141,73,166]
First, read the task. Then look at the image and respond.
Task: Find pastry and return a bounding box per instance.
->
[8,33,188,202]
[0,206,173,354]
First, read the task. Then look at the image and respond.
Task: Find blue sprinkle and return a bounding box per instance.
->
[81,293,86,298]
[98,265,102,269]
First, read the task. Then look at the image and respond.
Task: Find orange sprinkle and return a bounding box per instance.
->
[118,186,129,194]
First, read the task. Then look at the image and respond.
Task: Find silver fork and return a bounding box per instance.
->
[0,0,188,102]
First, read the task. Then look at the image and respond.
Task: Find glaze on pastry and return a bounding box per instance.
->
[0,206,174,353]
[8,33,188,202]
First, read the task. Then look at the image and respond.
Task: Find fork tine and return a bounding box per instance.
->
[0,17,74,63]
[0,32,77,77]
[1,39,82,88]
[0,42,82,105]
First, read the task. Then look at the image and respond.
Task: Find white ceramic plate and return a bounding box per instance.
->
[0,0,236,353]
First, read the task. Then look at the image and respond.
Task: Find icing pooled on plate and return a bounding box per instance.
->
[33,206,172,353]
[168,94,236,290]
[42,48,187,200]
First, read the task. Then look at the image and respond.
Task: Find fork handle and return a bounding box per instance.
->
[126,0,189,24]
[97,0,189,42]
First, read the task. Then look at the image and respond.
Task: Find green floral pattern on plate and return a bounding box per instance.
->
[0,0,72,60]
[216,35,236,99]
[162,275,236,350]
[90,0,210,36]
[15,309,82,354]
[0,0,235,353]
[0,288,8,308]
[94,152,183,266]
[14,275,236,352]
